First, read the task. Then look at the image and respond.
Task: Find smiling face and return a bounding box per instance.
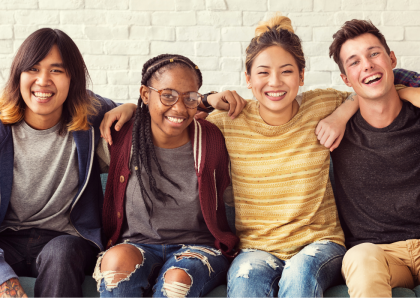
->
[20,44,70,129]
[339,33,397,101]
[245,45,304,125]
[141,66,199,148]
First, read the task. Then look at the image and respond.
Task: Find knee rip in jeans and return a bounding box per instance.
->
[175,249,215,276]
[236,261,253,279]
[161,266,192,298]
[181,245,222,256]
[265,256,279,270]
[92,242,145,292]
[242,248,257,253]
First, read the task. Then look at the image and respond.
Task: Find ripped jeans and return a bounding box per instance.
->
[93,243,229,298]
[227,241,346,297]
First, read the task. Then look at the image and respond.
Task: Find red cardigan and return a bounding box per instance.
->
[102,118,239,259]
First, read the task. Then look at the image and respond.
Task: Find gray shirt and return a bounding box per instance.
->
[0,121,79,236]
[120,141,214,246]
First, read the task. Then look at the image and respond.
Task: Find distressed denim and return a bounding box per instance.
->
[94,243,229,298]
[227,241,346,298]
[0,228,98,297]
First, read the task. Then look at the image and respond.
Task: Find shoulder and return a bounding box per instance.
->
[87,91,118,126]
[301,88,349,110]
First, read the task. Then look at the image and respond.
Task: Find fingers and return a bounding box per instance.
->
[194,111,209,119]
[330,134,344,152]
[316,126,326,144]
[229,91,246,119]
[100,113,118,146]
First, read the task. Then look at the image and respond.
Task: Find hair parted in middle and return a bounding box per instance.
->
[329,19,391,74]
[132,53,202,216]
[245,14,306,74]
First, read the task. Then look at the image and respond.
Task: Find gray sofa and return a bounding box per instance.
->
[18,164,420,297]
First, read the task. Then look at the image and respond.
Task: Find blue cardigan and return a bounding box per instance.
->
[0,93,116,284]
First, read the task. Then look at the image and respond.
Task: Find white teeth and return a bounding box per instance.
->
[267,92,286,97]
[167,116,184,123]
[363,74,382,84]
[33,92,53,98]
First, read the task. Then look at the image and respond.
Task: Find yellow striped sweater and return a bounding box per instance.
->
[207,88,349,260]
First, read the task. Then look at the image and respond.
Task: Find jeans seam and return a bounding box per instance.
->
[268,275,282,297]
[313,254,344,297]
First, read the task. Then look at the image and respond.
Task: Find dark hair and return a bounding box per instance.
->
[132,54,202,216]
[246,15,305,74]
[329,19,391,74]
[0,28,98,134]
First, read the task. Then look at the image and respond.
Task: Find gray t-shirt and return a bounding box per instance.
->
[119,141,214,246]
[0,121,79,236]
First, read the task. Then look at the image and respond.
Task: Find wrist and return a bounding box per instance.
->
[202,91,217,112]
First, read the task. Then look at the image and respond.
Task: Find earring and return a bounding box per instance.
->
[247,83,251,88]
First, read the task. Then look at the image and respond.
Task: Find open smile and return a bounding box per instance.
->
[362,73,383,86]
[32,91,55,103]
[165,116,186,125]
[265,91,287,101]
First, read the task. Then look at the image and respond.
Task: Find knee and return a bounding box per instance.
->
[343,243,383,266]
[162,268,192,298]
[39,235,85,265]
[100,244,143,273]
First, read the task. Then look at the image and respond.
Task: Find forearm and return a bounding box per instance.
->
[0,278,27,298]
[332,92,359,122]
[398,87,420,107]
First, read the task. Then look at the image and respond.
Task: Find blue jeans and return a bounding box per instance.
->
[227,241,346,297]
[95,243,229,297]
[0,228,98,297]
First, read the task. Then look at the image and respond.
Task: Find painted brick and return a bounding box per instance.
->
[313,27,341,42]
[310,57,339,71]
[220,57,242,72]
[221,42,242,57]
[377,26,404,41]
[302,42,330,57]
[130,26,175,41]
[226,0,267,11]
[129,85,140,101]
[61,10,107,25]
[13,40,24,52]
[15,10,60,25]
[0,41,13,54]
[0,25,13,39]
[131,0,176,11]
[128,71,142,85]
[383,12,420,26]
[0,12,14,24]
[206,0,227,11]
[342,0,386,11]
[289,13,334,27]
[92,85,128,100]
[86,0,128,10]
[304,72,332,86]
[40,0,84,9]
[294,27,312,42]
[314,0,341,12]
[85,26,129,40]
[88,70,107,85]
[73,40,104,55]
[0,56,13,69]
[177,27,220,41]
[201,71,240,85]
[198,85,220,95]
[0,0,37,9]
[363,12,382,26]
[190,56,219,71]
[152,12,196,26]
[332,72,346,85]
[406,27,420,41]
[220,86,253,100]
[410,0,420,10]
[221,27,254,42]
[105,11,150,26]
[105,41,149,55]
[129,56,151,70]
[334,12,363,26]
[243,12,266,26]
[84,55,129,70]
[388,41,420,56]
[330,85,353,93]
[151,41,195,57]
[197,11,242,26]
[14,25,37,39]
[268,0,313,12]
[195,42,220,57]
[175,0,205,11]
[108,71,129,85]
[401,56,420,70]
[387,0,409,11]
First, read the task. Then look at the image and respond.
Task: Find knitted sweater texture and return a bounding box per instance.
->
[102,118,239,258]
[207,89,348,260]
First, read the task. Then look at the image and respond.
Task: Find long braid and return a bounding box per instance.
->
[131,54,202,216]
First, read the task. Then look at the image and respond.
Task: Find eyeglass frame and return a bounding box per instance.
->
[147,86,203,109]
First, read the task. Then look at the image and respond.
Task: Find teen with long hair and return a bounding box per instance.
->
[92,54,238,297]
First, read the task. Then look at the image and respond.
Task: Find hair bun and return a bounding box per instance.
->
[255,14,294,37]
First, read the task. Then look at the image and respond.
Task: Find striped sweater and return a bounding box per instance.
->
[207,88,348,260]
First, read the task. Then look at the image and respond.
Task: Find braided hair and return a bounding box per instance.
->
[132,54,203,216]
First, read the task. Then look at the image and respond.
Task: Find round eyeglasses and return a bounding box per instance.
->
[148,86,202,109]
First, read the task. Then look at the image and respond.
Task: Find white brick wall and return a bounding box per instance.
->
[0,0,419,102]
